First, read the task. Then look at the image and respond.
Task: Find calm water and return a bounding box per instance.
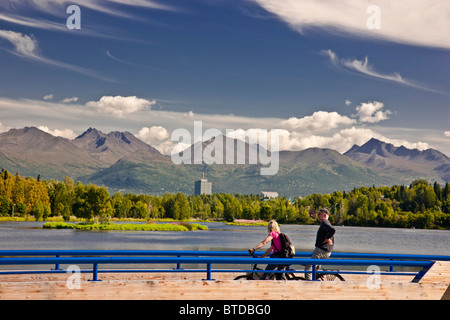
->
[1,221,449,256]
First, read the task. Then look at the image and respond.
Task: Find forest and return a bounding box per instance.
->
[1,168,449,229]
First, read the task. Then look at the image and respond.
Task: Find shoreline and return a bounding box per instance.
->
[42,221,208,232]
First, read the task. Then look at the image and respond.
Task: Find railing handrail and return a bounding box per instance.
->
[0,256,434,267]
[1,250,449,261]
[1,250,448,281]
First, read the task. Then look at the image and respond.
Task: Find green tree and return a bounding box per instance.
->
[259,203,274,221]
[31,200,45,221]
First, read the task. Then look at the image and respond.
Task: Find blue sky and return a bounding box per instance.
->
[0,0,449,156]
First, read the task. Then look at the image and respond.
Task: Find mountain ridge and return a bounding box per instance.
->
[344,138,450,185]
[0,127,448,196]
[73,127,161,165]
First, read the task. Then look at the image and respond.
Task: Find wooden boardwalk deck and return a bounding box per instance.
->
[1,262,449,300]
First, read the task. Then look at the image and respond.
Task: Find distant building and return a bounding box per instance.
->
[260,191,278,199]
[195,173,212,195]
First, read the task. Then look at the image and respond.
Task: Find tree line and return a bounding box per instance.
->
[1,168,449,229]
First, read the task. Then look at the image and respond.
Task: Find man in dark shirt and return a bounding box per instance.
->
[305,208,336,280]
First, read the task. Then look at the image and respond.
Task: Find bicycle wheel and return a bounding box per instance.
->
[317,271,345,281]
[285,272,306,281]
[290,276,307,281]
[234,275,254,280]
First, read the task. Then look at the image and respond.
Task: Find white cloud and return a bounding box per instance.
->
[43,94,54,100]
[0,122,11,133]
[137,126,169,142]
[60,97,78,103]
[37,126,77,139]
[136,126,174,154]
[341,56,405,83]
[108,0,177,12]
[445,131,450,138]
[0,96,439,155]
[320,49,434,91]
[276,126,430,153]
[183,111,195,119]
[353,101,392,123]
[281,111,356,133]
[0,29,112,81]
[0,30,41,60]
[335,127,430,152]
[252,0,450,49]
[321,49,339,65]
[0,0,178,33]
[85,95,156,118]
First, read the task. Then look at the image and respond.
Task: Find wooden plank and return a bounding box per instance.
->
[0,278,446,300]
[0,271,415,282]
[418,261,450,286]
[1,263,449,300]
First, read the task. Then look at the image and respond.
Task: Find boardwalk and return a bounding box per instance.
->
[1,261,449,300]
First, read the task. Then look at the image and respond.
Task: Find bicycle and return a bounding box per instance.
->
[234,253,305,281]
[234,253,345,281]
[316,267,345,281]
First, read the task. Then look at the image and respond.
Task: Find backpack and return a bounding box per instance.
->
[274,233,295,258]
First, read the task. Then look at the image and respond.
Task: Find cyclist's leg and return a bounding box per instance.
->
[264,252,285,280]
[264,263,277,280]
[279,264,291,280]
[305,247,331,280]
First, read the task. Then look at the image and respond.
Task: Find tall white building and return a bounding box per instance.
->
[194,173,212,195]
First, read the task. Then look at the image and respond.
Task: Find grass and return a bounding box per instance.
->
[42,221,208,231]
[226,219,268,226]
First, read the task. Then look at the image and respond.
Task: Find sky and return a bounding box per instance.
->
[0,0,449,156]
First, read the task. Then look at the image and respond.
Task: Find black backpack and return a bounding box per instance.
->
[274,233,295,258]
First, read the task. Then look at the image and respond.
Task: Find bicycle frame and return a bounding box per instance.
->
[238,253,303,280]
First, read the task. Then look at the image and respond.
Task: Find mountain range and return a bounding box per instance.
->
[0,127,448,196]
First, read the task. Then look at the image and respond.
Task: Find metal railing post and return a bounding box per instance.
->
[51,254,62,271]
[312,264,317,281]
[204,263,214,281]
[173,255,183,270]
[89,263,101,281]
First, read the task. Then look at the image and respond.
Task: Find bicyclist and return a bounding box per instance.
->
[248,220,287,279]
[305,208,336,280]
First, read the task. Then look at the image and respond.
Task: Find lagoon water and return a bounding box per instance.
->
[1,221,449,256]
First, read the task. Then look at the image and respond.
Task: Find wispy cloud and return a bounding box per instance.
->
[252,0,450,50]
[0,12,68,32]
[60,97,79,103]
[106,50,180,75]
[0,30,41,60]
[320,49,437,92]
[0,29,113,81]
[0,0,179,32]
[341,56,405,84]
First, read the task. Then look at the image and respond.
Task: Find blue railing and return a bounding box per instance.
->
[1,250,448,281]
